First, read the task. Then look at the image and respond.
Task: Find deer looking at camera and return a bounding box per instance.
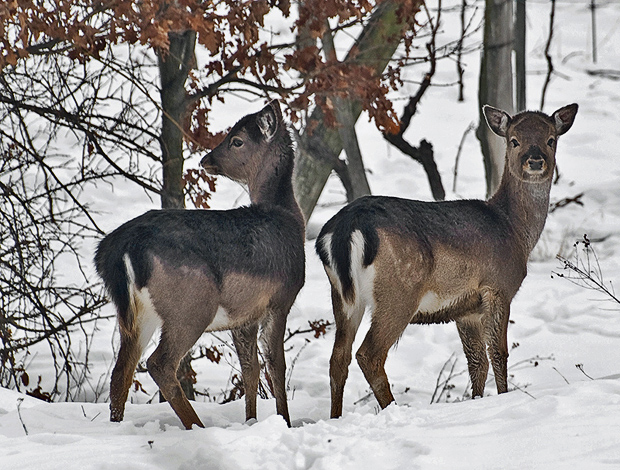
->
[316,104,578,418]
[95,101,304,429]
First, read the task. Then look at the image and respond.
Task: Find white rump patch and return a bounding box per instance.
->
[349,230,376,310]
[123,254,162,350]
[320,232,345,294]
[319,233,335,268]
[319,230,375,320]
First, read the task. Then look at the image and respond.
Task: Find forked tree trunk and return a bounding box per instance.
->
[335,99,372,201]
[321,20,371,202]
[293,0,420,220]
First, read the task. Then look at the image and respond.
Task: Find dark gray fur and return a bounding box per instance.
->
[95,101,304,429]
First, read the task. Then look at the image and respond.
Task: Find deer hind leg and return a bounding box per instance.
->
[355,298,414,410]
[259,305,291,426]
[109,295,160,423]
[231,323,260,423]
[456,316,489,398]
[109,330,142,422]
[481,290,510,394]
[329,284,365,418]
[147,323,207,429]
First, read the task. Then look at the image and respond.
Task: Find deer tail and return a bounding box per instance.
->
[316,211,379,305]
[95,245,136,334]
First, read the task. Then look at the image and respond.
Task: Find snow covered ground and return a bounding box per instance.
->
[2,1,620,469]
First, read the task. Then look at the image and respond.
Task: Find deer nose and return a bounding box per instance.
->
[200,152,219,175]
[528,155,544,171]
[200,153,219,174]
[200,153,211,167]
[201,152,216,169]
[524,146,546,171]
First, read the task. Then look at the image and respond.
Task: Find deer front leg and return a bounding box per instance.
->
[482,290,510,394]
[456,316,489,398]
[329,285,365,418]
[232,323,260,423]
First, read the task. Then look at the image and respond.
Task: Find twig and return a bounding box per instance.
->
[286,340,310,389]
[353,391,374,406]
[552,367,570,384]
[284,319,332,343]
[452,122,476,192]
[456,0,467,101]
[382,0,445,201]
[549,193,584,213]
[554,235,619,306]
[16,398,29,436]
[540,0,556,110]
[586,69,620,81]
[508,380,537,400]
[575,364,594,380]
[430,352,461,404]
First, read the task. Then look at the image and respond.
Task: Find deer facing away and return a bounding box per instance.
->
[95,101,305,429]
[316,104,578,418]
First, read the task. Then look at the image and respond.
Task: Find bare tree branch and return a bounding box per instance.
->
[383,1,445,201]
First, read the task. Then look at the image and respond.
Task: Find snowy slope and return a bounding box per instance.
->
[2,1,620,469]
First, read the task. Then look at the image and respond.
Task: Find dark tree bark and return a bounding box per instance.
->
[540,0,556,111]
[158,30,196,210]
[457,0,468,102]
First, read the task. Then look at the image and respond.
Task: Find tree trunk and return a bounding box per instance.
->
[477,0,514,198]
[157,30,197,401]
[515,0,526,112]
[158,30,196,210]
[335,98,372,201]
[294,0,418,220]
[320,19,371,203]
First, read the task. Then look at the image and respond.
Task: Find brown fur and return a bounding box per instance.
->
[318,104,578,417]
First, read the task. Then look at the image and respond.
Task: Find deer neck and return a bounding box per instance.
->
[488,166,552,256]
[249,147,304,226]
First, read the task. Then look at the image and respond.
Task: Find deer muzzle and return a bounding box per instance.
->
[522,146,547,173]
[200,152,219,175]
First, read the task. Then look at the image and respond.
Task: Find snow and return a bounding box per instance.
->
[2,381,620,469]
[2,1,620,469]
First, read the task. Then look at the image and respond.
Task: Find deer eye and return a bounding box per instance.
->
[547,137,555,147]
[510,138,520,148]
[230,137,244,148]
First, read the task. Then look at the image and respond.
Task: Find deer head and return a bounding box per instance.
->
[201,101,281,185]
[484,103,578,183]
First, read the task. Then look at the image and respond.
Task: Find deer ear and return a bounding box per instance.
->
[257,101,280,141]
[483,105,510,137]
[552,103,578,136]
